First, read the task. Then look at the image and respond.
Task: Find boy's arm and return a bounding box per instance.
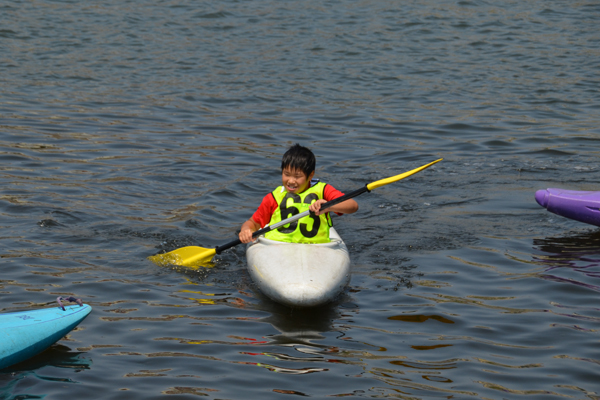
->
[310,198,358,216]
[239,193,278,243]
[310,184,359,216]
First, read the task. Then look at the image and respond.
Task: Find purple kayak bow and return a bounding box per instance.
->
[535,188,600,228]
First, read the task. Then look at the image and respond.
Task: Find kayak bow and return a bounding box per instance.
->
[0,298,92,370]
[246,227,350,307]
[535,188,600,227]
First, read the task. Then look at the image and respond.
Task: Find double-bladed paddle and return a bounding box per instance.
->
[148,158,442,268]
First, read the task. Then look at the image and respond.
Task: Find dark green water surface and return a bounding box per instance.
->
[2,0,600,398]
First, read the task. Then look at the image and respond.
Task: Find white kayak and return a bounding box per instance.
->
[246,227,351,307]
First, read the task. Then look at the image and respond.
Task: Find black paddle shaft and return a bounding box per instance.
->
[214,185,370,255]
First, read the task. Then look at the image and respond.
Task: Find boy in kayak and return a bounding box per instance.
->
[239,144,358,244]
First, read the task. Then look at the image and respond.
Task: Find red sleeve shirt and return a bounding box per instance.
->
[251,183,346,228]
[251,193,278,229]
[323,184,345,202]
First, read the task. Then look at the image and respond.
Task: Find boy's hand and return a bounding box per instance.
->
[239,228,255,244]
[239,218,260,244]
[309,199,328,216]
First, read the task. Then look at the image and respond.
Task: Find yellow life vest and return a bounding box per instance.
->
[265,182,332,243]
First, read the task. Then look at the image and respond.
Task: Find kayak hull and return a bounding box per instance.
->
[246,228,351,307]
[535,188,600,228]
[0,304,92,370]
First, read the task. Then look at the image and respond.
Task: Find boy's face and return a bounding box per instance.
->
[281,167,315,194]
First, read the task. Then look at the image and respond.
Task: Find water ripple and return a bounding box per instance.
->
[2,0,600,398]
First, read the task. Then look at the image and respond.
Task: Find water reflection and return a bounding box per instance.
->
[533,231,600,291]
[258,299,343,341]
[0,345,91,400]
[388,314,455,324]
[0,345,91,375]
[534,231,600,265]
[218,292,357,376]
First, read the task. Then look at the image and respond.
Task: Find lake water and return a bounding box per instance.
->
[2,0,600,398]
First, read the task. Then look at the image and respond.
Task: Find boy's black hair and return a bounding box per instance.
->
[281,144,315,177]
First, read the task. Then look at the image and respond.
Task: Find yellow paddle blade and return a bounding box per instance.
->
[148,246,217,269]
[366,158,442,191]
